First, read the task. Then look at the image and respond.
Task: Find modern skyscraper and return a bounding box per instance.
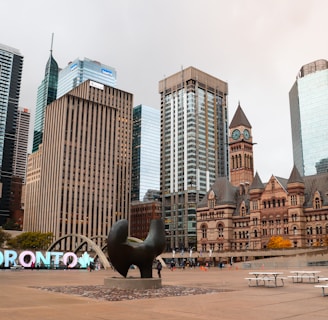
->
[289,59,328,176]
[13,108,30,183]
[131,104,160,202]
[159,66,229,251]
[32,35,58,152]
[0,43,23,224]
[24,80,133,251]
[57,58,116,98]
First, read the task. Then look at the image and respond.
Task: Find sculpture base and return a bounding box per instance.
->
[104,277,162,289]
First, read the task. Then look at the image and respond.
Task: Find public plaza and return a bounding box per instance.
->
[1,257,328,320]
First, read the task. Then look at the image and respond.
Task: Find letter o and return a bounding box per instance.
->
[63,252,78,268]
[19,251,36,268]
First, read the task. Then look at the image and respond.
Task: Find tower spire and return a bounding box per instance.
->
[50,33,54,54]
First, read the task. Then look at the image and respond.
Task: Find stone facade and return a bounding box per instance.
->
[196,105,328,253]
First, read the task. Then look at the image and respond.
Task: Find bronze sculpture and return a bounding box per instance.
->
[107,218,166,278]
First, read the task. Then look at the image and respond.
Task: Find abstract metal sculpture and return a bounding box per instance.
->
[107,219,166,278]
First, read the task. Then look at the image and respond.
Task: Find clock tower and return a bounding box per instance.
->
[229,103,254,187]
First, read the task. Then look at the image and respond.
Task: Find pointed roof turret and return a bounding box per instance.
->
[229,102,252,129]
[250,172,264,190]
[197,177,237,208]
[287,165,304,184]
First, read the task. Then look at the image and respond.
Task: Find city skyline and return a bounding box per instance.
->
[2,0,328,182]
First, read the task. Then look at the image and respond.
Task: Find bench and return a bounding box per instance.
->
[318,277,328,282]
[245,277,286,287]
[10,265,24,270]
[314,285,328,296]
[288,275,318,283]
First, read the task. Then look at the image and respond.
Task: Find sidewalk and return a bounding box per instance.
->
[1,265,328,320]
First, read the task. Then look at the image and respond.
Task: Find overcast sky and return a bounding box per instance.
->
[2,0,328,182]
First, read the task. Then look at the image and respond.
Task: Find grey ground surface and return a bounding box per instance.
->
[1,264,328,320]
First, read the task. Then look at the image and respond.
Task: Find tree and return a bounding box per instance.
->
[266,236,292,249]
[6,232,53,250]
[0,228,11,248]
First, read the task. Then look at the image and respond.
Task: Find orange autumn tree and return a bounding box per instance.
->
[266,236,292,249]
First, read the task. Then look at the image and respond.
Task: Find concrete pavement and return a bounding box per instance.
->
[1,264,328,320]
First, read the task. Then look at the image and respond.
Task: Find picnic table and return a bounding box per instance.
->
[245,271,286,287]
[288,270,321,283]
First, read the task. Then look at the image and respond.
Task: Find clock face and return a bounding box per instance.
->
[232,129,240,140]
[243,129,250,140]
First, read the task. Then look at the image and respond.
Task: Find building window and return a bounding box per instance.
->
[291,195,297,206]
[252,200,258,210]
[217,224,224,237]
[314,197,321,209]
[201,224,207,238]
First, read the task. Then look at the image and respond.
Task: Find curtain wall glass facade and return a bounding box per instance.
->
[0,43,23,223]
[289,59,328,176]
[57,58,117,99]
[132,105,160,201]
[33,53,58,152]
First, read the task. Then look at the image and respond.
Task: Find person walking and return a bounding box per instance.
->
[157,261,162,278]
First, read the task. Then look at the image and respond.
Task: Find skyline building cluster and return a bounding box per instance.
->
[1,39,327,255]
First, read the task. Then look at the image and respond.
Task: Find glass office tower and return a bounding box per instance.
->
[32,43,58,152]
[159,67,229,251]
[131,105,160,201]
[289,59,328,176]
[57,58,117,98]
[0,43,23,224]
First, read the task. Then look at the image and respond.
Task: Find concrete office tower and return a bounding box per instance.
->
[131,104,160,201]
[24,80,133,251]
[289,59,328,176]
[0,43,24,224]
[32,35,59,152]
[13,108,30,183]
[159,66,229,251]
[57,58,116,98]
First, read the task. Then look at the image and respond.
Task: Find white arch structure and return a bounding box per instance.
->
[47,234,111,270]
[48,234,166,270]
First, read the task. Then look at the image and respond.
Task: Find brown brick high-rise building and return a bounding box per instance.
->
[24,80,133,250]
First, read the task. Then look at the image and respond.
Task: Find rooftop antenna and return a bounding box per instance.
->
[50,33,54,54]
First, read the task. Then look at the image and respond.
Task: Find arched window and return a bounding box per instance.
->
[208,190,215,208]
[313,191,322,209]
